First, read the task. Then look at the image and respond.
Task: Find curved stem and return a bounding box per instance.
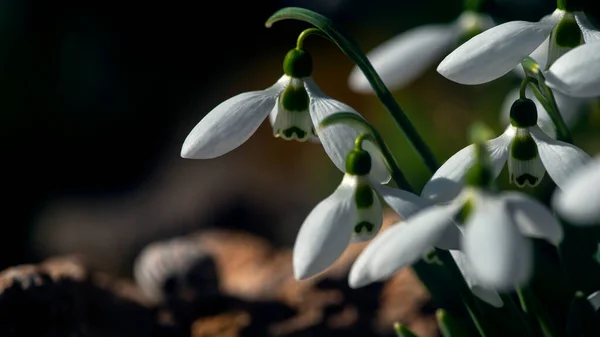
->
[296,28,328,49]
[528,83,573,143]
[267,7,439,174]
[520,77,536,99]
[318,112,414,192]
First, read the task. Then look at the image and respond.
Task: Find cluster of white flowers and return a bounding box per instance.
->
[180,2,600,316]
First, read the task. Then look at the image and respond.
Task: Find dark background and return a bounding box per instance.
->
[0,0,596,277]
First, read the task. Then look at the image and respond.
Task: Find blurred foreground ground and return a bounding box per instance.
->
[0,211,438,337]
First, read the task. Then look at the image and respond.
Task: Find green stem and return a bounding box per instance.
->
[266,7,439,173]
[296,28,328,49]
[528,83,573,143]
[319,112,414,192]
[519,77,535,99]
[517,286,561,337]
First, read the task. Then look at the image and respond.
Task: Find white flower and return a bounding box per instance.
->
[422,99,590,201]
[349,187,563,292]
[545,42,600,98]
[552,156,600,225]
[499,87,586,140]
[348,11,494,92]
[181,48,390,184]
[293,149,425,280]
[438,10,599,85]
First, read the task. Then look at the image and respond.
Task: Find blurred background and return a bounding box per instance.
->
[0,0,599,334]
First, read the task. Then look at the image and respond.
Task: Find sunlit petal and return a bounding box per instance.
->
[530,126,591,188]
[374,184,429,220]
[575,12,600,43]
[293,174,357,280]
[545,42,600,97]
[305,78,391,184]
[421,126,515,202]
[450,249,503,307]
[348,204,459,288]
[552,157,600,225]
[438,13,561,84]
[464,194,533,290]
[502,192,563,245]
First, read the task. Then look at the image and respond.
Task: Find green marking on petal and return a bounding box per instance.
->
[282,127,307,139]
[510,98,538,128]
[514,174,539,187]
[280,83,309,112]
[355,183,374,209]
[555,16,582,48]
[283,48,313,78]
[510,134,538,161]
[354,221,375,234]
[424,249,443,265]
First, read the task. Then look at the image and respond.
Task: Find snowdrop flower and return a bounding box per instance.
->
[348,11,493,92]
[552,155,600,225]
[181,48,390,183]
[438,8,599,85]
[421,98,591,202]
[545,42,600,97]
[293,138,425,280]
[500,86,586,139]
[349,167,564,292]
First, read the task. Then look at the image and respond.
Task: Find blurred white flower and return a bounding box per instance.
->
[552,156,600,225]
[181,48,391,183]
[499,87,587,139]
[438,10,599,85]
[422,98,590,201]
[587,290,600,310]
[349,187,563,292]
[348,11,494,93]
[545,42,600,98]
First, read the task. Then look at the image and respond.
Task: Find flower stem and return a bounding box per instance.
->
[296,28,328,50]
[266,7,439,173]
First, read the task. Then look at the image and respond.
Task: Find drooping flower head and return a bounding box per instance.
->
[180,46,390,183]
[349,135,563,294]
[438,7,599,85]
[421,97,591,203]
[293,135,425,280]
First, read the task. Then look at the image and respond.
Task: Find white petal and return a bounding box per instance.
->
[575,12,600,43]
[293,174,357,280]
[351,186,383,242]
[348,204,459,288]
[499,87,557,139]
[348,23,460,93]
[450,249,504,307]
[421,126,515,202]
[587,291,600,311]
[530,126,592,188]
[545,42,600,97]
[374,184,429,219]
[181,76,289,159]
[552,157,600,225]
[502,192,563,245]
[463,194,533,290]
[513,37,550,78]
[305,78,391,184]
[437,14,560,84]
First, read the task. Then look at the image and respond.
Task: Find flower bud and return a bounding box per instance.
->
[510,98,538,128]
[345,149,371,176]
[283,48,313,78]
